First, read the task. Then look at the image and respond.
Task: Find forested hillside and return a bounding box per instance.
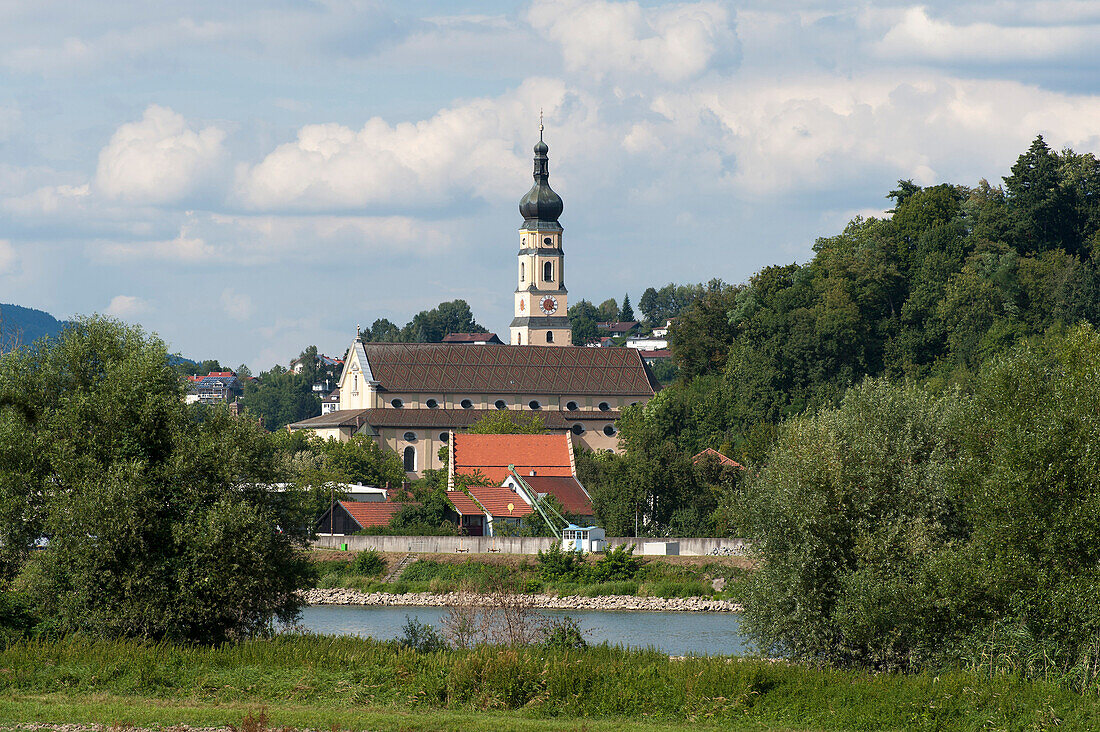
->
[0,303,66,349]
[581,135,1100,536]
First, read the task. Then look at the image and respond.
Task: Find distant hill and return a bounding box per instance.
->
[0,303,67,347]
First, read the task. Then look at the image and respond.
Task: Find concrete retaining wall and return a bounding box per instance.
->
[312,534,749,556]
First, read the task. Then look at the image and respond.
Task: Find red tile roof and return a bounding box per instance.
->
[340,501,418,528]
[445,491,484,516]
[452,433,574,483]
[522,475,593,516]
[469,486,534,518]
[691,448,743,469]
[639,349,671,358]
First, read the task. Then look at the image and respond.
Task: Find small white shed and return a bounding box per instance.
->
[562,525,606,553]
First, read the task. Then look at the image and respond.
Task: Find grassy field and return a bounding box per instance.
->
[311,550,750,599]
[0,635,1097,731]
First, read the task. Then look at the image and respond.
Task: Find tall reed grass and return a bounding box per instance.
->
[1,634,1097,728]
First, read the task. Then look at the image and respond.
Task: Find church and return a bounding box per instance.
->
[288,127,657,476]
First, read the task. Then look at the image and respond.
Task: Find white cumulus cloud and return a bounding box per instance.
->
[527,0,738,83]
[874,7,1098,63]
[645,73,1100,197]
[105,295,150,318]
[235,77,587,212]
[95,104,227,205]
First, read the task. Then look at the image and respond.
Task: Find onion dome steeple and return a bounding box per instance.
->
[519,118,563,229]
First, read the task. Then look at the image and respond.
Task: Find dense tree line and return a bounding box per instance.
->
[577,135,1100,682]
[582,136,1100,535]
[360,299,484,343]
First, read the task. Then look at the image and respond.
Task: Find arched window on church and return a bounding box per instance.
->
[403,446,416,472]
[546,331,554,343]
[544,261,553,282]
[520,262,524,282]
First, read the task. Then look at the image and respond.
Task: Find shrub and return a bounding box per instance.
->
[0,592,39,646]
[589,544,640,582]
[542,616,588,650]
[351,549,385,577]
[399,615,446,652]
[536,542,585,581]
[740,378,965,671]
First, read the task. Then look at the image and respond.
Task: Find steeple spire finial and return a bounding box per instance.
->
[539,108,544,141]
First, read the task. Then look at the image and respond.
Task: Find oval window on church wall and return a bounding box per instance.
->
[426,398,438,409]
[495,400,508,410]
[603,425,617,437]
[566,400,578,411]
[461,399,473,409]
[571,423,584,435]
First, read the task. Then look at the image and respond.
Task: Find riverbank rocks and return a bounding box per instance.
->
[303,588,743,613]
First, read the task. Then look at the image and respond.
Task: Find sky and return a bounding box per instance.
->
[2,0,1100,369]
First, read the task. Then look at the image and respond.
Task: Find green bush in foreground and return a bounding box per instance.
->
[0,317,313,644]
[742,326,1100,688]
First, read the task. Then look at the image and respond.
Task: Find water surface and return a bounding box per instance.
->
[297,604,749,657]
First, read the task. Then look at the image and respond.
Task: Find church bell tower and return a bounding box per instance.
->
[510,123,572,347]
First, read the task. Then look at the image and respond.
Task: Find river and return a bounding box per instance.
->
[296,605,750,656]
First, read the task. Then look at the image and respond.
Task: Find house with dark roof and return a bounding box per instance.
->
[185,371,242,405]
[442,332,504,344]
[596,321,640,338]
[288,339,657,476]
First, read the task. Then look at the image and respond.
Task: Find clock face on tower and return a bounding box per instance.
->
[539,295,559,315]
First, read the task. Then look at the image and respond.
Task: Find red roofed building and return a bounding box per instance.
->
[316,500,420,535]
[507,475,592,517]
[449,433,574,484]
[447,485,534,536]
[691,448,743,470]
[449,432,594,523]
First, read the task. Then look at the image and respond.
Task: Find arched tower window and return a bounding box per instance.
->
[544,261,553,282]
[546,331,554,343]
[520,262,525,282]
[403,446,416,472]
